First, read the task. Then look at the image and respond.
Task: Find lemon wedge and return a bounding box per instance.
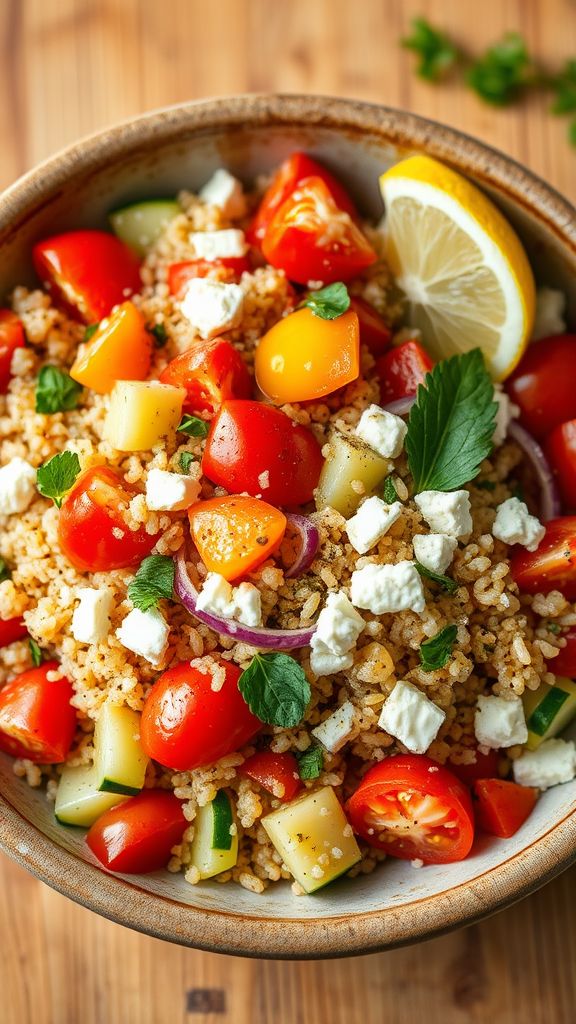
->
[380,155,535,379]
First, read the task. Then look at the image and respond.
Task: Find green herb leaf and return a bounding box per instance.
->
[179,452,196,472]
[467,33,533,106]
[382,475,399,503]
[29,637,43,667]
[238,653,311,728]
[35,366,83,415]
[84,323,100,342]
[402,17,460,82]
[546,622,562,636]
[419,624,458,672]
[569,120,576,148]
[304,282,350,320]
[297,744,324,781]
[415,562,459,596]
[148,322,168,348]
[36,451,81,508]
[406,348,497,493]
[178,414,209,438]
[551,59,576,114]
[128,554,175,612]
[0,558,11,583]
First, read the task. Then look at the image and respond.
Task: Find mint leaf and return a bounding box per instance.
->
[148,322,168,348]
[179,452,196,472]
[84,323,100,342]
[382,475,398,503]
[406,349,497,493]
[178,414,209,438]
[35,366,83,414]
[36,451,81,508]
[0,558,11,583]
[419,624,458,672]
[128,555,175,612]
[415,561,459,596]
[402,17,460,82]
[304,282,350,320]
[297,744,323,781]
[238,653,311,728]
[467,33,533,106]
[29,637,43,667]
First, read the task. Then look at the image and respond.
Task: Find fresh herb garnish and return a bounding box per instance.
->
[304,282,350,320]
[546,622,562,636]
[0,558,11,583]
[467,33,534,106]
[406,349,497,493]
[238,652,311,728]
[382,475,399,503]
[297,744,324,781]
[475,480,497,492]
[179,452,196,472]
[29,637,43,667]
[551,59,576,113]
[178,414,209,438]
[415,562,459,596]
[84,323,100,342]
[148,322,168,348]
[420,624,458,672]
[402,17,460,81]
[35,366,83,415]
[127,555,175,612]
[36,451,81,508]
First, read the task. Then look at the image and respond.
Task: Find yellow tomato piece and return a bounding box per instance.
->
[255,307,360,404]
[70,300,152,394]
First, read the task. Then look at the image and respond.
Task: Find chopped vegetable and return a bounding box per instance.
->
[109,199,180,257]
[238,652,311,728]
[92,703,149,795]
[55,766,128,827]
[70,301,152,394]
[189,790,239,879]
[0,616,27,648]
[103,380,185,451]
[35,365,83,414]
[506,335,576,438]
[167,256,250,294]
[127,555,175,612]
[377,339,433,404]
[473,778,538,838]
[419,624,458,671]
[37,450,81,508]
[188,495,286,582]
[315,430,389,517]
[522,677,576,750]
[546,419,576,510]
[511,516,576,600]
[349,296,392,356]
[0,662,76,763]
[241,751,302,801]
[86,790,186,873]
[160,337,251,417]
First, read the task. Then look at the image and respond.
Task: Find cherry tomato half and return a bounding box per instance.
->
[0,662,76,763]
[447,747,500,787]
[0,310,25,393]
[240,751,302,802]
[0,617,28,648]
[376,339,433,404]
[506,335,576,438]
[511,516,576,600]
[549,628,576,677]
[86,790,186,873]
[345,754,475,863]
[349,297,392,357]
[160,339,251,417]
[472,778,538,839]
[546,419,576,511]
[168,257,251,296]
[58,466,158,573]
[202,400,323,507]
[140,660,261,771]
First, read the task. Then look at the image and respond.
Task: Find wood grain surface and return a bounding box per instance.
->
[1,1,576,1022]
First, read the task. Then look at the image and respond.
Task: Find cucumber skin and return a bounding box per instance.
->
[527,688,570,737]
[306,856,362,895]
[211,790,233,851]
[99,778,142,796]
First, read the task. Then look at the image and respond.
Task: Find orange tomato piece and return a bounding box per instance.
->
[254,307,359,404]
[70,300,152,394]
[188,495,287,581]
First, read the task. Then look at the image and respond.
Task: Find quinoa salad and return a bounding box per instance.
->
[0,151,575,896]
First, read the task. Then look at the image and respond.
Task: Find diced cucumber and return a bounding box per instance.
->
[55,764,128,827]
[94,704,148,795]
[189,790,238,879]
[315,431,389,517]
[522,676,576,750]
[261,786,361,894]
[109,199,180,257]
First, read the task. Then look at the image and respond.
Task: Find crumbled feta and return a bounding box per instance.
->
[493,385,520,446]
[0,457,37,514]
[189,229,247,261]
[116,607,170,667]
[198,168,246,218]
[145,468,200,511]
[414,490,472,538]
[312,701,356,753]
[355,404,407,459]
[232,582,262,627]
[350,560,425,614]
[309,644,354,678]
[532,286,567,342]
[180,279,244,339]
[71,587,113,645]
[412,533,457,574]
[492,497,545,552]
[346,496,402,554]
[378,680,446,754]
[196,572,262,627]
[513,738,576,790]
[311,591,365,656]
[474,694,528,748]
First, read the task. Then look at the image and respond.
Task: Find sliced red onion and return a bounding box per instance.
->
[383,396,416,417]
[174,546,316,650]
[284,513,320,578]
[508,421,561,521]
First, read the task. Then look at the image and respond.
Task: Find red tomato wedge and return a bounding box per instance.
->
[168,257,250,296]
[261,177,377,285]
[141,660,261,771]
[86,790,186,873]
[202,400,323,507]
[0,310,25,393]
[240,751,302,802]
[511,517,576,600]
[0,662,76,763]
[447,747,500,787]
[33,230,142,324]
[159,338,251,416]
[549,628,576,676]
[506,335,576,438]
[376,339,433,404]
[58,465,158,573]
[349,297,392,357]
[346,755,475,863]
[546,419,576,510]
[473,779,538,839]
[0,617,28,648]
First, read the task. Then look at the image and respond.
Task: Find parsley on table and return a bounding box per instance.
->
[179,452,196,472]
[83,323,100,342]
[550,59,576,113]
[35,366,83,415]
[467,33,534,106]
[402,17,460,82]
[419,624,458,672]
[36,451,81,508]
[415,562,459,596]
[238,652,311,728]
[382,475,399,504]
[304,282,350,321]
[29,637,43,667]
[0,558,11,583]
[128,555,175,612]
[406,348,497,493]
[148,322,168,348]
[297,744,324,781]
[178,414,209,438]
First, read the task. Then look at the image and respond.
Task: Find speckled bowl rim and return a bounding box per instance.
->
[0,94,575,959]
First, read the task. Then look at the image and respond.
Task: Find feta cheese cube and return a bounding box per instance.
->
[493,384,520,446]
[311,591,365,657]
[309,644,354,678]
[232,581,262,627]
[196,572,262,627]
[145,468,201,512]
[346,496,403,554]
[189,229,247,261]
[198,168,246,219]
[180,279,244,339]
[513,738,576,790]
[378,680,446,754]
[71,587,113,645]
[412,533,457,574]
[350,560,425,615]
[414,490,472,538]
[116,607,170,667]
[492,497,545,552]
[474,694,528,748]
[312,701,356,753]
[356,404,407,459]
[0,457,37,514]
[532,286,567,342]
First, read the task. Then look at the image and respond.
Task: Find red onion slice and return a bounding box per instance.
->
[383,396,416,417]
[174,547,317,650]
[284,513,320,578]
[508,421,561,521]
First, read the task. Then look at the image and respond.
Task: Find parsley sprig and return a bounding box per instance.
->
[179,452,196,473]
[419,624,458,672]
[297,744,324,781]
[35,366,83,415]
[238,652,311,728]
[128,555,175,612]
[415,562,459,596]
[147,322,168,348]
[36,451,81,508]
[178,414,209,438]
[467,33,534,106]
[29,637,43,667]
[304,282,350,321]
[402,17,460,82]
[382,476,399,504]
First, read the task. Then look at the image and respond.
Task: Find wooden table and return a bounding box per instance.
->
[1,2,575,1021]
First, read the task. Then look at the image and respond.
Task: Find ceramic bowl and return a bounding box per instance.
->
[0,95,575,959]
